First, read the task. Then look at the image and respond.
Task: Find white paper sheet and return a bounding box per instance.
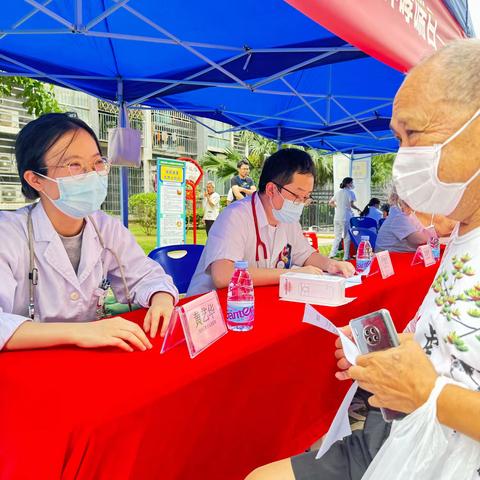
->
[302,304,362,461]
[302,304,360,365]
[315,381,359,459]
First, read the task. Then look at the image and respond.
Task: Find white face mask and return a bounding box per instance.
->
[392,108,480,216]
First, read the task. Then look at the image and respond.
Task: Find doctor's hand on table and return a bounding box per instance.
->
[327,259,355,278]
[291,265,324,275]
[74,317,153,352]
[74,293,175,351]
[143,292,176,338]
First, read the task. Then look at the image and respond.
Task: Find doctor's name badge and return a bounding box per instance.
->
[161,291,227,358]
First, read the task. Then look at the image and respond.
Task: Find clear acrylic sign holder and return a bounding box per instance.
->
[161,290,227,359]
[411,244,436,267]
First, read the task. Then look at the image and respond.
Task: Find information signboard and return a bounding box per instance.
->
[156,158,186,247]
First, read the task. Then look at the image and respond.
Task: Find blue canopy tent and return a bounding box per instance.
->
[0,0,471,223]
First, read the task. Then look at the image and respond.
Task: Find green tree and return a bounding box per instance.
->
[129,192,157,236]
[202,130,334,187]
[305,148,334,186]
[240,130,277,175]
[371,153,395,187]
[0,77,61,116]
[201,147,248,181]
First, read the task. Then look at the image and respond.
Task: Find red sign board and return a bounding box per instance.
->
[286,0,466,73]
[178,157,204,244]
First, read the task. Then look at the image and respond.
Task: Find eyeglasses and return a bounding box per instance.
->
[39,156,111,177]
[273,182,314,206]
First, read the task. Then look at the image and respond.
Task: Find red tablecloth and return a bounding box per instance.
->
[0,253,439,480]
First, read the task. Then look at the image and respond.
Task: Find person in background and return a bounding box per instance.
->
[231,159,256,202]
[203,181,220,236]
[360,197,383,224]
[381,203,390,218]
[375,190,428,253]
[328,177,361,260]
[0,113,178,353]
[187,149,354,297]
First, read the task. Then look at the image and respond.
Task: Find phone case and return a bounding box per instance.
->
[349,309,406,422]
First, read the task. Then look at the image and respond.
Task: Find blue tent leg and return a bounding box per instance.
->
[118,81,129,228]
[120,166,129,227]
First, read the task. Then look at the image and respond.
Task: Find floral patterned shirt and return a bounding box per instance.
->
[414,226,480,391]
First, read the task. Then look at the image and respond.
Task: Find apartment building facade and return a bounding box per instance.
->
[0,86,244,215]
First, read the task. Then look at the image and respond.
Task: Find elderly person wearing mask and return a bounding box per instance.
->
[246,39,480,480]
[375,189,428,252]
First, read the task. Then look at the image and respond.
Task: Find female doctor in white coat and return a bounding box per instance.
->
[0,113,178,352]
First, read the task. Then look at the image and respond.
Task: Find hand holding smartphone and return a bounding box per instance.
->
[349,309,406,422]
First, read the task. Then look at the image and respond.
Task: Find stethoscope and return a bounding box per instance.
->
[27,204,132,320]
[251,192,268,262]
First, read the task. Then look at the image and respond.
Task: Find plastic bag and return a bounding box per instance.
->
[108,126,142,167]
[362,376,480,480]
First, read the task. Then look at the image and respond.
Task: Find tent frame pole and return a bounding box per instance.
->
[331,97,378,139]
[280,77,328,124]
[117,80,130,227]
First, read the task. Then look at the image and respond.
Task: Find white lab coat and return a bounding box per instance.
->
[187,194,315,297]
[0,202,178,349]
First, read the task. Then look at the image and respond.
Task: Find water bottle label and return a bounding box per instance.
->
[227,301,254,324]
[356,258,372,273]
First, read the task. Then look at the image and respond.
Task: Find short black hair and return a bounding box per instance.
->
[237,159,250,169]
[340,177,353,189]
[258,148,316,193]
[15,113,101,200]
[381,203,390,214]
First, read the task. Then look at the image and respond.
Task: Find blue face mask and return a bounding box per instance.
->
[37,171,108,218]
[271,196,305,224]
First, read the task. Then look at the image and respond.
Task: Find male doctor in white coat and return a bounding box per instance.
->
[187,149,354,297]
[0,113,178,352]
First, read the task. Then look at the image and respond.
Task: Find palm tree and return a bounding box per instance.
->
[201,130,334,187]
[240,130,277,173]
[305,149,334,186]
[201,147,247,181]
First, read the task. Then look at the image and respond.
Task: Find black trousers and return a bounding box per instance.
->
[205,220,215,236]
[291,406,391,480]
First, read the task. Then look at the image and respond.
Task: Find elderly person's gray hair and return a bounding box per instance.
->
[388,185,400,207]
[206,180,215,187]
[414,39,480,106]
[388,184,412,213]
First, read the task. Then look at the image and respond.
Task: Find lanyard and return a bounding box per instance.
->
[27,205,132,320]
[251,192,268,262]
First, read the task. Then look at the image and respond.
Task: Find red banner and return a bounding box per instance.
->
[286,0,466,72]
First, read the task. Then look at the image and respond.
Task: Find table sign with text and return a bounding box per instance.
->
[161,290,227,358]
[411,244,436,267]
[280,272,355,306]
[375,250,395,279]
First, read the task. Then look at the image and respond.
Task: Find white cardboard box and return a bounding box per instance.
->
[279,272,354,306]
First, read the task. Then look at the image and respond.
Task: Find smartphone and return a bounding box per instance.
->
[349,309,406,422]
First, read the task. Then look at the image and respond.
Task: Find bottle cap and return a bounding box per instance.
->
[360,235,370,242]
[234,260,248,269]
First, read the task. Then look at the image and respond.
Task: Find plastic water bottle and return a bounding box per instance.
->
[227,261,255,332]
[426,227,440,260]
[356,236,374,273]
[429,236,440,261]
